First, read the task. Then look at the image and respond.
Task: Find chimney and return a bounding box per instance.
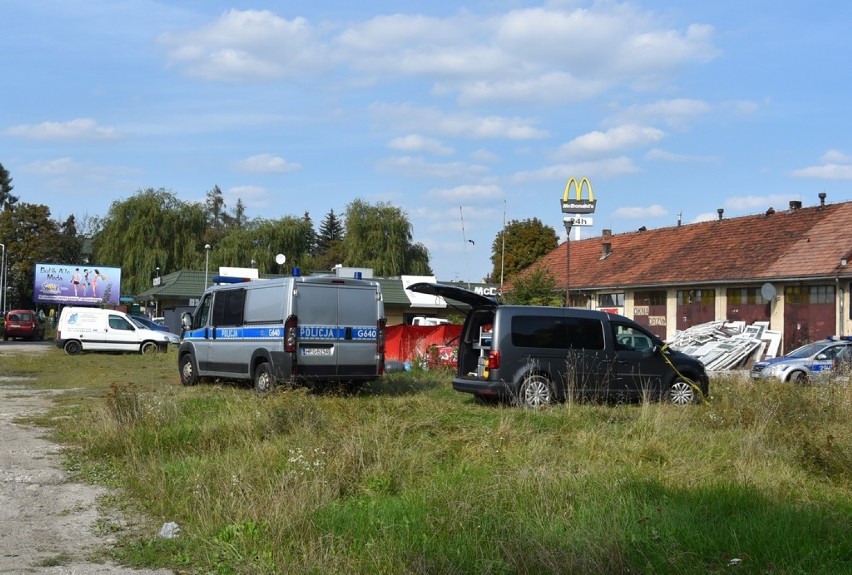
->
[602,228,612,238]
[677,211,682,227]
[819,192,826,207]
[789,200,802,210]
[600,242,612,259]
[717,208,724,220]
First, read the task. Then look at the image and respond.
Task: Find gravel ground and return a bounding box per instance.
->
[0,341,173,575]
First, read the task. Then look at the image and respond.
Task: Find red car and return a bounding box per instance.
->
[4,309,46,341]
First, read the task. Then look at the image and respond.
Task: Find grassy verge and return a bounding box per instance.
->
[5,349,851,574]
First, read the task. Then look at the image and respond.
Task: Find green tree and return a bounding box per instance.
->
[57,215,82,264]
[503,267,562,306]
[0,203,65,307]
[0,162,19,210]
[212,216,315,274]
[313,209,345,272]
[92,188,207,295]
[491,218,558,283]
[342,199,431,276]
[203,185,227,245]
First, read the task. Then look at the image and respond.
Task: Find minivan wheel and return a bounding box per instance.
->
[518,374,554,408]
[666,379,696,406]
[179,354,199,386]
[254,362,276,394]
[63,340,82,355]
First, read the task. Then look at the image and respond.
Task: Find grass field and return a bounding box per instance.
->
[5,349,851,574]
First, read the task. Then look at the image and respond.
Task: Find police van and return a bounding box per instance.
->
[178,274,386,392]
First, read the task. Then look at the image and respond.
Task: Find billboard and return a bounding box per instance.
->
[34,263,122,306]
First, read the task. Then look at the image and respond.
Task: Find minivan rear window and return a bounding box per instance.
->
[511,316,604,350]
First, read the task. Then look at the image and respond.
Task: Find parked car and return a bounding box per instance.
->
[129,315,180,345]
[750,336,852,383]
[832,345,852,377]
[4,309,45,341]
[406,282,709,407]
[55,307,171,355]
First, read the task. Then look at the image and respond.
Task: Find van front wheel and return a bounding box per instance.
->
[254,362,276,394]
[179,354,199,386]
[666,378,697,406]
[518,374,554,408]
[140,341,159,355]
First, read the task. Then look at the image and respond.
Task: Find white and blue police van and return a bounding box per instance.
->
[178,272,386,392]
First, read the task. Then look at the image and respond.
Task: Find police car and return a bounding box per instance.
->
[750,336,852,383]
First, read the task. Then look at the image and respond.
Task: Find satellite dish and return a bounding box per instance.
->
[275,254,286,265]
[760,282,777,301]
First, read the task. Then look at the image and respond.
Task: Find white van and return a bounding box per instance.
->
[178,274,386,392]
[55,307,172,355]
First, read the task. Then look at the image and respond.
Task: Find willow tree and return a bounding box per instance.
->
[211,216,315,274]
[92,188,207,294]
[342,199,431,276]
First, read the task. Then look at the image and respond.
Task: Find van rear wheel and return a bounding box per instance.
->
[254,362,276,394]
[518,374,554,408]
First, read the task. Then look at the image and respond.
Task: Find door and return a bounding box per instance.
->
[100,313,142,352]
[609,320,666,398]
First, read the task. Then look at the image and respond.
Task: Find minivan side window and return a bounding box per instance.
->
[211,288,246,326]
[193,293,212,329]
[612,322,654,352]
[511,315,604,350]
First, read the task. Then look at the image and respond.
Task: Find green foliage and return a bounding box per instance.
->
[0,161,19,209]
[342,199,432,275]
[92,188,207,294]
[491,217,558,282]
[0,202,71,306]
[503,266,563,305]
[212,216,314,273]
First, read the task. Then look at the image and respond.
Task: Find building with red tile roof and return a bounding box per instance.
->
[511,196,852,353]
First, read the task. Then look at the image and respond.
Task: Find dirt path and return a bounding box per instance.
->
[0,376,173,574]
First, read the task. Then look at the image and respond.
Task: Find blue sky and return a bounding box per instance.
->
[3,0,851,283]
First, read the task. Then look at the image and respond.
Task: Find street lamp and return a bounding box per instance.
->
[204,244,211,289]
[562,217,573,307]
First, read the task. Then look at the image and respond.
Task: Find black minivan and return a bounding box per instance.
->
[407,283,709,408]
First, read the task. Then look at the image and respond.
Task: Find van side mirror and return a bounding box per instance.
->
[181,312,192,329]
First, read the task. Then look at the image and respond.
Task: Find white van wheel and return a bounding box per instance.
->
[140,341,159,355]
[519,374,554,408]
[254,362,276,394]
[63,340,82,355]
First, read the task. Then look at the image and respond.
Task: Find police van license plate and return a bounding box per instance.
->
[301,346,332,356]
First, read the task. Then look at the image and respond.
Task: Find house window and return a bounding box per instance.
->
[677,289,716,305]
[597,293,625,307]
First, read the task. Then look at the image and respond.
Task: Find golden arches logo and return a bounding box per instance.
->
[562,177,595,202]
[560,177,597,214]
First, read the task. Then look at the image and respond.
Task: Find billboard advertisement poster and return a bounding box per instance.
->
[33,263,122,306]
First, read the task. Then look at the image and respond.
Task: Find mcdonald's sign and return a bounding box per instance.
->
[560,177,597,214]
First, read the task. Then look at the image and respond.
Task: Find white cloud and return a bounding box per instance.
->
[224,185,272,209]
[234,153,301,173]
[612,204,668,219]
[159,10,330,81]
[376,156,489,179]
[372,103,547,140]
[160,5,718,106]
[5,118,119,141]
[470,149,499,163]
[388,134,454,155]
[21,157,83,175]
[556,125,664,159]
[511,156,640,184]
[645,148,718,163]
[606,98,711,129]
[692,212,718,223]
[792,150,852,180]
[428,184,503,203]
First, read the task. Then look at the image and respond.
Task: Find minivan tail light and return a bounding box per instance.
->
[486,350,501,369]
[284,315,298,353]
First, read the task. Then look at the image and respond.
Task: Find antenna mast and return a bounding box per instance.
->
[460,206,471,288]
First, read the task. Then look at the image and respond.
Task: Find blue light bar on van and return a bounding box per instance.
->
[212,276,251,284]
[293,267,301,277]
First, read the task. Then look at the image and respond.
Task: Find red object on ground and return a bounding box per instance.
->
[385,324,462,367]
